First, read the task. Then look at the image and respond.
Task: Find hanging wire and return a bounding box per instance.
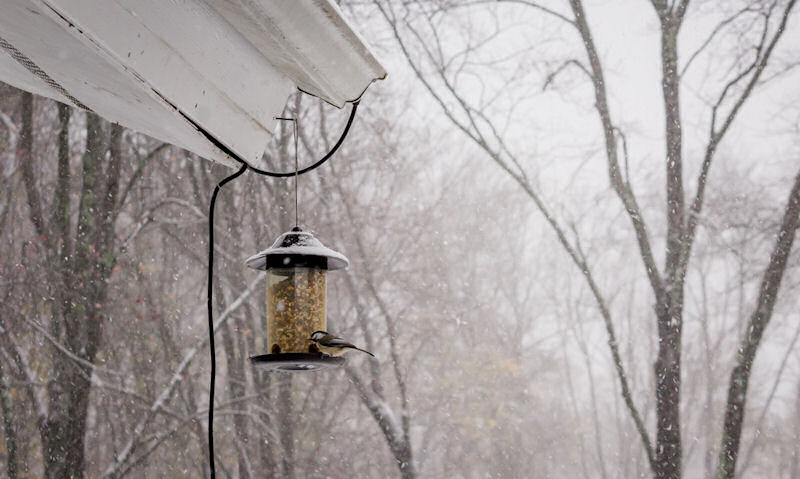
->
[242,100,359,177]
[206,98,359,478]
[274,116,300,227]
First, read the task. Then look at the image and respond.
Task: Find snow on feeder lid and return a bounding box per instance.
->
[246,227,348,371]
[245,226,349,271]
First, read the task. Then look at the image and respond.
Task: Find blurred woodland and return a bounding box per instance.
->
[1,1,800,478]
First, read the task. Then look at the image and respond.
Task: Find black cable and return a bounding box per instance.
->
[242,99,359,177]
[206,98,360,478]
[207,163,247,478]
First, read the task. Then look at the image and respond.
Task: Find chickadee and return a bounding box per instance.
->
[309,331,375,358]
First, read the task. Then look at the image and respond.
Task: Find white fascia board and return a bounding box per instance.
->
[207,0,388,107]
[1,0,243,166]
[42,0,295,165]
[0,49,71,106]
[0,0,386,167]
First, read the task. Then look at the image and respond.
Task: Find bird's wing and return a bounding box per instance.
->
[325,336,358,349]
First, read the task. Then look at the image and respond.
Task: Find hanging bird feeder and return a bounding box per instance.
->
[246,227,349,371]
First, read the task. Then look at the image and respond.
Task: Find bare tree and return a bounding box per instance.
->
[2,2,797,472]
[311,102,419,479]
[373,0,799,477]
[0,90,167,477]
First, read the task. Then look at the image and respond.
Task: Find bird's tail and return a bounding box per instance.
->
[355,347,375,357]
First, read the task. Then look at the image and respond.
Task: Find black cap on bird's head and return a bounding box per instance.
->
[310,331,328,341]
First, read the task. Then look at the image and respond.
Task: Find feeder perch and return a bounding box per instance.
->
[246,227,348,371]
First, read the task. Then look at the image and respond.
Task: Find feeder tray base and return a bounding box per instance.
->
[249,353,345,371]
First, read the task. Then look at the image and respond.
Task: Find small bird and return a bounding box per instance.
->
[309,331,375,358]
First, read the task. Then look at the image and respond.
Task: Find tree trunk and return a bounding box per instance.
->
[716,169,800,478]
[654,303,682,479]
[42,114,119,478]
[216,270,253,478]
[278,376,296,479]
[655,12,685,478]
[0,363,19,479]
[42,366,92,478]
[18,97,127,478]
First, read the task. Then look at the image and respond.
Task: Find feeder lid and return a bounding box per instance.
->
[245,227,349,271]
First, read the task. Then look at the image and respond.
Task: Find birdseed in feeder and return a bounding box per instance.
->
[267,267,326,354]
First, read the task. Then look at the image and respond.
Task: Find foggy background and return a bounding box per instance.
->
[1,0,799,477]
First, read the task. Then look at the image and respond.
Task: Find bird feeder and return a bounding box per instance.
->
[246,227,348,371]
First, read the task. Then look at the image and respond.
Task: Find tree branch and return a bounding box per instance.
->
[459,0,576,25]
[673,0,691,26]
[51,104,72,279]
[716,166,800,479]
[0,338,47,436]
[103,273,264,478]
[345,364,417,479]
[18,93,49,241]
[735,317,800,476]
[680,0,797,285]
[573,232,656,469]
[570,0,666,304]
[680,5,758,78]
[115,142,170,222]
[378,0,657,467]
[542,59,592,90]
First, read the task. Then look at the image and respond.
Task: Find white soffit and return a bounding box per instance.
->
[0,0,387,168]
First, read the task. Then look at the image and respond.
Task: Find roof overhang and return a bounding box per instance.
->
[0,0,387,167]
